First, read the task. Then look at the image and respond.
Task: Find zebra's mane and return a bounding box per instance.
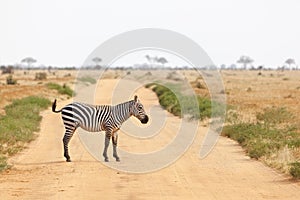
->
[74,100,135,108]
[113,100,135,107]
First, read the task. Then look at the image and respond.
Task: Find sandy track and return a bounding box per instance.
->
[1,79,300,200]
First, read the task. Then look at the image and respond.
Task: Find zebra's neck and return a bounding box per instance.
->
[112,101,133,127]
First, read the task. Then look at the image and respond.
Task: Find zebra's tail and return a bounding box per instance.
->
[52,99,62,113]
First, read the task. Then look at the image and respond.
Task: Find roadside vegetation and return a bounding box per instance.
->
[0,96,51,171]
[147,82,300,179]
[78,76,97,84]
[223,107,300,179]
[46,82,74,97]
[146,83,225,120]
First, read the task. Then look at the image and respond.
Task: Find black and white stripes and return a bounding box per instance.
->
[52,95,149,162]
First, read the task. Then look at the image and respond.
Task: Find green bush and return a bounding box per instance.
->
[146,83,220,120]
[222,107,300,161]
[0,156,8,171]
[46,82,74,97]
[153,84,181,117]
[256,107,292,128]
[78,76,97,84]
[290,162,300,179]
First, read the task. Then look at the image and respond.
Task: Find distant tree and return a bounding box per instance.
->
[229,64,237,70]
[145,55,168,68]
[145,55,155,68]
[220,64,226,70]
[257,65,264,70]
[145,55,151,62]
[21,57,37,70]
[92,57,102,69]
[237,55,254,70]
[208,65,217,70]
[257,65,264,75]
[1,65,14,74]
[285,58,295,70]
[157,57,168,66]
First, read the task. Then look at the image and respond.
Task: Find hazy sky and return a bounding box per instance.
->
[0,0,299,68]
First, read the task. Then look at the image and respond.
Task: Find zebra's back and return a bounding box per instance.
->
[61,102,111,132]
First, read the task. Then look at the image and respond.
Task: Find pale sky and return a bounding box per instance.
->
[0,0,299,68]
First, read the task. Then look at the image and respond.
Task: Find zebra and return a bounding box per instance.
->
[52,95,149,162]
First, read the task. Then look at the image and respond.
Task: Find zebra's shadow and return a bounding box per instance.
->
[11,159,99,166]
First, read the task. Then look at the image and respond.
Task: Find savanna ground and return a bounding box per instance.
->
[0,68,300,199]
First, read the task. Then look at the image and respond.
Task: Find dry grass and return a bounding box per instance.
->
[1,69,300,177]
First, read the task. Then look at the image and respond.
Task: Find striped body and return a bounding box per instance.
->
[52,96,149,162]
[62,103,121,132]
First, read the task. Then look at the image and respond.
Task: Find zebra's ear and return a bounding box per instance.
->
[134,95,138,102]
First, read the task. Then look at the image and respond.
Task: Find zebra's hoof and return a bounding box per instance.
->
[116,158,120,162]
[104,158,109,162]
[66,158,71,162]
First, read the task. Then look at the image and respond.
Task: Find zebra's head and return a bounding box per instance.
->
[130,95,149,124]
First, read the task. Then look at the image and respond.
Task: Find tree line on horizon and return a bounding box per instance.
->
[0,55,298,72]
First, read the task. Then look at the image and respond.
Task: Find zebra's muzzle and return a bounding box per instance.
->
[140,115,149,124]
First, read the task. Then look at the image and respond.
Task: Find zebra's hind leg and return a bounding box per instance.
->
[63,130,75,162]
[103,131,111,162]
[112,132,120,162]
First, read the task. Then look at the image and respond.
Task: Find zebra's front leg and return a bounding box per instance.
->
[103,131,111,162]
[112,132,120,162]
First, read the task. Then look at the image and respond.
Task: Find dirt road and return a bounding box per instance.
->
[1,79,299,200]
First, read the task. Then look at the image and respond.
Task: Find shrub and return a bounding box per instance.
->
[146,83,220,120]
[166,72,182,81]
[46,83,74,97]
[6,75,17,85]
[152,84,181,116]
[1,66,14,74]
[222,107,300,164]
[192,78,206,89]
[78,76,97,84]
[290,162,300,179]
[256,107,292,128]
[0,156,8,171]
[35,72,47,80]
